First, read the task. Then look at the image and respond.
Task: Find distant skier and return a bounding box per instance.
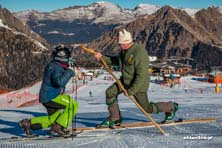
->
[89,90,92,97]
[19,45,78,137]
[170,73,175,88]
[94,29,179,128]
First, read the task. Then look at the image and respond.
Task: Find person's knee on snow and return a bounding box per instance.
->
[154,101,175,113]
[150,101,179,121]
[150,101,177,113]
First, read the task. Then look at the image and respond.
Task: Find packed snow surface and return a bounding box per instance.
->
[0,73,221,148]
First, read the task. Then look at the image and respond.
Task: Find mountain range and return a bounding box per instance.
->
[14,1,201,44]
[87,5,222,70]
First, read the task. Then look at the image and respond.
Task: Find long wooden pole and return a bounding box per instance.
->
[80,45,168,136]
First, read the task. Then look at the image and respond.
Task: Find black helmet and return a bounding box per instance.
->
[52,44,71,63]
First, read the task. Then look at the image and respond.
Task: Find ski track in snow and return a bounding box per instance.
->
[0,74,222,148]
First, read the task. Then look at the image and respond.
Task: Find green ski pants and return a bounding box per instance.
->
[30,94,78,129]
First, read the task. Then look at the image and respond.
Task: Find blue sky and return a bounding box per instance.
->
[0,0,221,12]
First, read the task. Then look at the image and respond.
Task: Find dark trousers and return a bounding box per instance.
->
[106,83,153,120]
[105,82,175,120]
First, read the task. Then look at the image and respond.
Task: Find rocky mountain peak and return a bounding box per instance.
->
[1,8,29,33]
[13,9,42,23]
[194,6,222,45]
[87,6,222,70]
[154,5,183,18]
[0,8,50,90]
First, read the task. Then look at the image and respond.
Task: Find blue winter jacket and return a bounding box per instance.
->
[39,60,74,103]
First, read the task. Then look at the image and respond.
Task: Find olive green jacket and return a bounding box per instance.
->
[103,42,150,96]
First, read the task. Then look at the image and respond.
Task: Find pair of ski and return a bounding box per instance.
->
[2,117,216,142]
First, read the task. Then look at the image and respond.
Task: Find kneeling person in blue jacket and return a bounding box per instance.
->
[19,45,78,137]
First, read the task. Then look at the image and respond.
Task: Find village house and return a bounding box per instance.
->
[150,61,192,84]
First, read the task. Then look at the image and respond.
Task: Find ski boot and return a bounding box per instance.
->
[50,123,68,136]
[162,102,179,123]
[96,118,122,128]
[19,119,33,137]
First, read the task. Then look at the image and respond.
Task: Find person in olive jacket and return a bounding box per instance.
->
[95,29,178,128]
[19,45,78,137]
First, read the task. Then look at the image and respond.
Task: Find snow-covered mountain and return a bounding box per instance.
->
[13,2,205,45]
[14,1,203,24]
[15,1,134,24]
[14,9,45,24]
[13,2,220,46]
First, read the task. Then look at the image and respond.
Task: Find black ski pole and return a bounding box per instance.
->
[71,75,75,140]
[71,64,79,140]
[73,73,78,140]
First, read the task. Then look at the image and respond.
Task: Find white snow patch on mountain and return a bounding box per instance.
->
[134,3,160,16]
[0,18,47,50]
[64,33,75,36]
[48,30,75,36]
[218,6,222,14]
[36,23,46,27]
[181,8,200,16]
[0,19,10,29]
[48,30,60,34]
